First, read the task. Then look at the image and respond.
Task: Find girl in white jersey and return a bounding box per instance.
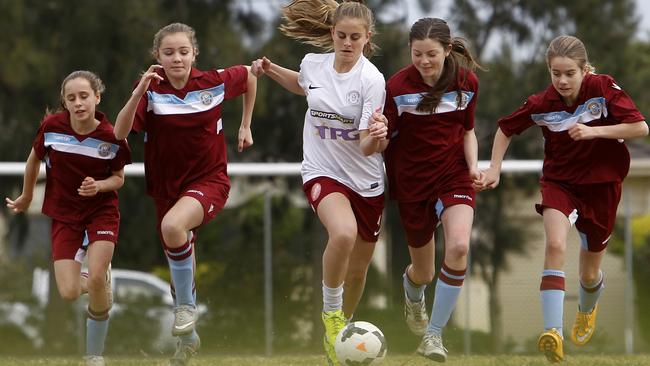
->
[252,1,387,364]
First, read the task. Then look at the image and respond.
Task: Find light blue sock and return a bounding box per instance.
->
[540,269,565,336]
[579,270,604,312]
[86,318,109,356]
[403,271,426,302]
[427,279,462,335]
[322,282,343,312]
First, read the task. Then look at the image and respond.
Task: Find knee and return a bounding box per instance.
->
[58,284,80,302]
[87,272,106,293]
[329,230,357,252]
[160,217,183,243]
[546,238,566,258]
[446,241,469,261]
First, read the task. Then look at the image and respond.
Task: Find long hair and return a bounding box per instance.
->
[279,0,378,58]
[409,18,483,113]
[545,35,595,73]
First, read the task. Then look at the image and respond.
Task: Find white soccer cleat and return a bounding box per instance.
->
[417,332,448,362]
[172,304,198,336]
[169,335,201,366]
[404,292,429,336]
[84,355,105,366]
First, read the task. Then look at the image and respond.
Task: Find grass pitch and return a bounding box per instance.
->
[1,354,649,365]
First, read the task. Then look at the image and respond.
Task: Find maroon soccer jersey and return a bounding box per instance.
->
[133,66,248,199]
[384,65,478,201]
[498,73,644,184]
[32,111,131,223]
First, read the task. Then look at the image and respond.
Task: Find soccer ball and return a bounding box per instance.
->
[335,321,387,365]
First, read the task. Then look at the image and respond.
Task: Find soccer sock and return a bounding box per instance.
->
[165,241,195,307]
[579,270,604,313]
[322,282,344,312]
[403,267,426,302]
[540,269,565,337]
[86,307,109,356]
[428,262,465,335]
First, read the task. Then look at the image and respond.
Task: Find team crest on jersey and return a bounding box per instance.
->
[587,100,602,116]
[458,92,470,109]
[346,90,361,105]
[199,91,214,105]
[311,183,322,201]
[97,143,112,157]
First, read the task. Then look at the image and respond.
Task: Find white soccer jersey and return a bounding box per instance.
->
[298,53,386,197]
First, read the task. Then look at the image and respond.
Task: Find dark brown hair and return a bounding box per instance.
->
[279,0,378,58]
[409,18,483,113]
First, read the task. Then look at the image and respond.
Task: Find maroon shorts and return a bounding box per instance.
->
[536,180,621,252]
[303,177,384,242]
[51,206,119,262]
[397,187,475,248]
[154,179,229,230]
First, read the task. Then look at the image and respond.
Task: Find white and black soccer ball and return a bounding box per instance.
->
[335,321,387,365]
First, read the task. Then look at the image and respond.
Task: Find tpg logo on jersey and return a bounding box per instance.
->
[314,125,359,141]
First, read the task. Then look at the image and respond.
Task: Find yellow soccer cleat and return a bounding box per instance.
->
[538,328,564,363]
[571,303,598,346]
[322,310,346,366]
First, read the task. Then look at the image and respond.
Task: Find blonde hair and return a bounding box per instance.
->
[151,22,199,59]
[279,0,378,57]
[546,35,595,73]
[59,70,105,109]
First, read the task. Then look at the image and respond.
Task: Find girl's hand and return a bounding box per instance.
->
[474,167,501,191]
[133,65,164,97]
[78,177,102,197]
[368,111,388,140]
[5,195,32,213]
[238,125,253,152]
[568,123,597,140]
[251,57,271,77]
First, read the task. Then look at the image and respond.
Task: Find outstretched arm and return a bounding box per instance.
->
[238,66,257,152]
[5,149,40,213]
[114,65,164,140]
[251,57,304,96]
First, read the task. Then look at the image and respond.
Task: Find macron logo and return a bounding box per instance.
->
[97,230,115,236]
[453,194,473,201]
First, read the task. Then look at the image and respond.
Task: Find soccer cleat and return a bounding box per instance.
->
[404,292,429,336]
[538,328,564,363]
[105,263,113,310]
[322,310,346,366]
[417,332,448,362]
[84,355,105,366]
[571,303,598,346]
[169,335,201,366]
[172,304,198,336]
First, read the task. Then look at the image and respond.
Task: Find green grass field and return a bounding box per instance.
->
[1,355,649,366]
